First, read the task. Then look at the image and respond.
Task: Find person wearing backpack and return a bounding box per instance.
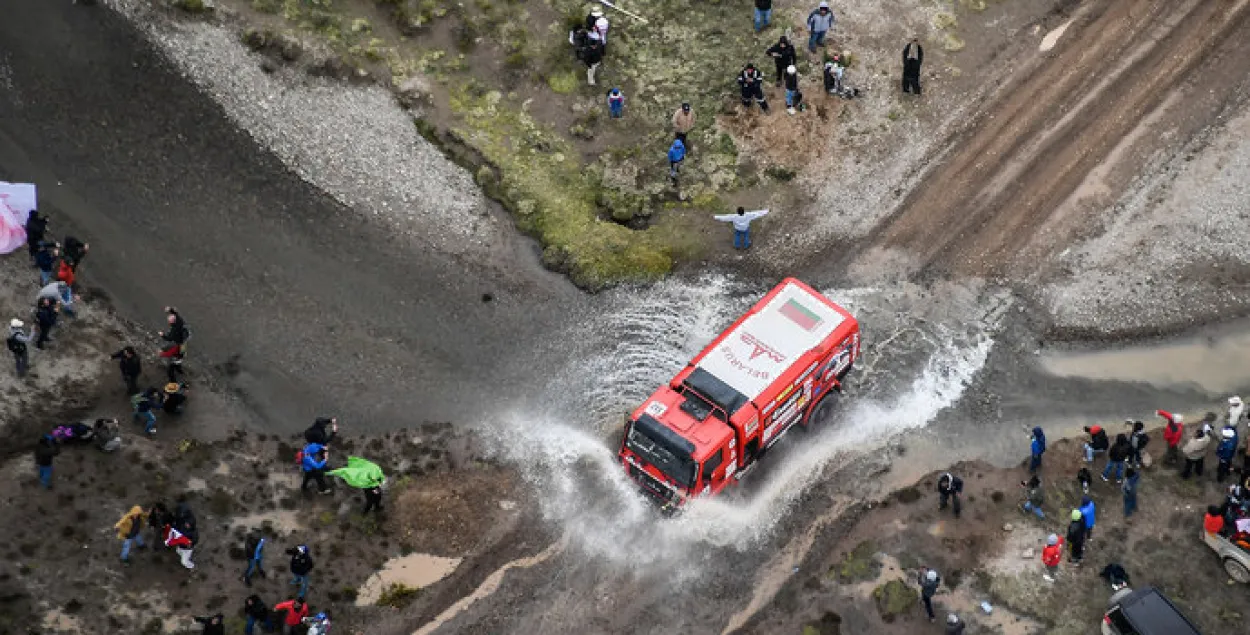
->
[8,318,31,377]
[110,346,142,395]
[667,135,686,181]
[287,545,314,598]
[1127,420,1149,468]
[242,531,268,587]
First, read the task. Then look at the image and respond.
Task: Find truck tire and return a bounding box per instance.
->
[804,391,838,429]
[1224,558,1250,583]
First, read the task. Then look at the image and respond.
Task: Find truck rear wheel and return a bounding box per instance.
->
[1224,558,1250,583]
[804,391,838,429]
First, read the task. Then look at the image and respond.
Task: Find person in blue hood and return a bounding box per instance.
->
[1216,427,1239,483]
[300,443,331,494]
[1029,427,1046,473]
[1079,495,1096,539]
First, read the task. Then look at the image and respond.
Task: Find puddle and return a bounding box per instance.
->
[231,510,304,533]
[412,539,566,635]
[1039,19,1073,52]
[1039,326,1250,395]
[356,552,462,606]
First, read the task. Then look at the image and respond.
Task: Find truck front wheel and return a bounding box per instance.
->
[1224,558,1250,583]
[804,391,838,429]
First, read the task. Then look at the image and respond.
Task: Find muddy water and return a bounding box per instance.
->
[484,276,1007,573]
[1039,323,1250,395]
[356,553,462,606]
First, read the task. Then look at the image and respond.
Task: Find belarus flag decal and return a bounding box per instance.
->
[779,298,822,331]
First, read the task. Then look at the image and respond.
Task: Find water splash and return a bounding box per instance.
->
[486,277,1003,571]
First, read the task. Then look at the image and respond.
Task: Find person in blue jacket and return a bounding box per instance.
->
[1216,427,1239,483]
[1029,427,1046,473]
[300,443,331,494]
[1079,495,1096,539]
[667,135,686,181]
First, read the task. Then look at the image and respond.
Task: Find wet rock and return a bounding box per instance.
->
[1003,523,1014,532]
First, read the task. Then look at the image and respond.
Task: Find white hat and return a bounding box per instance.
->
[819,1,829,7]
[786,65,797,74]
[1231,396,1243,406]
[1224,428,1236,439]
[9,318,23,328]
[1174,414,1183,423]
[925,570,937,581]
[947,614,959,625]
[1047,534,1058,545]
[591,7,603,16]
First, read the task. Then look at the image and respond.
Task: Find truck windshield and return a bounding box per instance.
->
[625,415,697,488]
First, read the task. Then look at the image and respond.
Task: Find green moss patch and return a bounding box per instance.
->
[831,540,881,583]
[872,579,918,623]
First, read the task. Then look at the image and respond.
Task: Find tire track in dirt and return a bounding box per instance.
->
[872,0,1250,277]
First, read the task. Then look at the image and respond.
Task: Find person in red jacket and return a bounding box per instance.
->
[273,597,309,635]
[1041,533,1063,582]
[1159,410,1185,466]
[163,524,195,570]
[1204,504,1226,536]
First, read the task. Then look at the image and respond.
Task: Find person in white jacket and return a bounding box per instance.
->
[713,207,770,250]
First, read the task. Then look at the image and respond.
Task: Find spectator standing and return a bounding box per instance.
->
[37,281,75,318]
[115,505,148,564]
[287,544,315,598]
[1079,495,1096,540]
[667,136,686,181]
[34,243,58,286]
[33,297,57,350]
[737,63,770,112]
[7,318,31,377]
[1102,433,1131,483]
[672,103,696,150]
[1228,395,1245,429]
[1122,467,1141,518]
[783,65,800,114]
[1065,509,1086,565]
[1020,475,1044,519]
[244,594,274,635]
[902,38,923,95]
[273,597,309,635]
[301,444,332,494]
[1181,428,1211,479]
[1041,533,1063,581]
[1160,410,1184,466]
[363,479,385,515]
[62,235,88,270]
[304,417,338,446]
[805,2,835,53]
[1127,420,1149,468]
[25,210,48,261]
[765,36,797,86]
[753,0,772,32]
[580,34,604,86]
[1217,427,1239,483]
[713,207,770,250]
[607,88,625,119]
[242,531,267,587]
[1083,425,1109,463]
[937,472,963,518]
[917,567,941,622]
[1028,426,1046,473]
[147,502,170,547]
[110,346,142,395]
[34,434,59,489]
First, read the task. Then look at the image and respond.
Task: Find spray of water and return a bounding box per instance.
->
[485,276,1003,572]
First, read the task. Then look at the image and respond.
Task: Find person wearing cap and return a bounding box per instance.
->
[765,35,797,86]
[1181,427,1211,479]
[737,63,770,112]
[916,566,941,622]
[753,0,772,32]
[585,7,609,44]
[7,318,32,377]
[1228,396,1245,428]
[1083,425,1109,463]
[902,37,924,95]
[584,6,603,32]
[945,613,965,635]
[805,2,835,54]
[782,64,800,115]
[1040,533,1063,581]
[1216,426,1239,483]
[580,32,605,86]
[671,103,696,150]
[163,382,188,414]
[607,88,625,119]
[1122,467,1141,518]
[1065,509,1087,564]
[1158,410,1185,466]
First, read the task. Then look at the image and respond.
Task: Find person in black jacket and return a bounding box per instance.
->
[1102,433,1131,483]
[147,502,170,547]
[580,35,604,86]
[737,63,769,112]
[33,298,58,349]
[34,435,59,489]
[937,472,963,518]
[111,346,142,395]
[193,613,225,635]
[25,210,48,261]
[34,243,58,286]
[287,545,314,598]
[159,307,190,382]
[243,594,274,635]
[902,38,923,95]
[62,236,89,270]
[1065,509,1087,565]
[304,417,338,446]
[754,0,772,32]
[765,36,796,86]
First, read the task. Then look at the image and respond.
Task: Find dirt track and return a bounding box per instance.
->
[872,0,1250,278]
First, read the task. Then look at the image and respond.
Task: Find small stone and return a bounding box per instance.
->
[1021,548,1034,559]
[1002,523,1014,532]
[499,500,517,511]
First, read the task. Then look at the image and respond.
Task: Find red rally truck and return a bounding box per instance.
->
[619,277,860,508]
